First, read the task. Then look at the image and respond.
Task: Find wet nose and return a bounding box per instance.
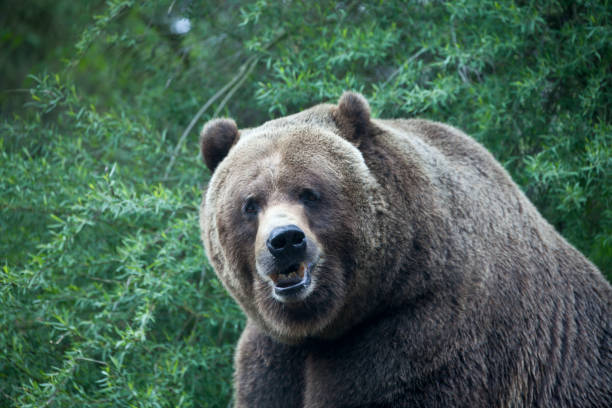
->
[266,225,306,259]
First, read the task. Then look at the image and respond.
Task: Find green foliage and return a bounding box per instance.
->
[1,0,610,406]
[2,70,243,406]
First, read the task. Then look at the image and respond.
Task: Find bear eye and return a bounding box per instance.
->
[299,188,320,205]
[242,197,260,218]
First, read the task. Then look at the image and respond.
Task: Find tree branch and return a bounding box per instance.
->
[162,56,256,180]
[212,57,259,118]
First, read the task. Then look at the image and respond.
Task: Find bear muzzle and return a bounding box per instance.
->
[256,224,321,302]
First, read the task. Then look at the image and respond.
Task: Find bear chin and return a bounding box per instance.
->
[253,258,349,341]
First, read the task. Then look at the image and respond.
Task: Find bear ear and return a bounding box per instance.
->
[200,118,239,172]
[333,91,372,143]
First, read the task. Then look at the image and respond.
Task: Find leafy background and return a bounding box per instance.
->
[1,0,610,406]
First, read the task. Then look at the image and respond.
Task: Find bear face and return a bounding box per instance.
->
[200,97,387,342]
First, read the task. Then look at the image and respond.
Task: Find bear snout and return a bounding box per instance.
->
[266,224,307,260]
[255,224,320,302]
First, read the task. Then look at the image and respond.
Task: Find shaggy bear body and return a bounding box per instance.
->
[199,93,611,407]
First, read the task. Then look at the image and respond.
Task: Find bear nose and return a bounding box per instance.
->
[267,225,306,259]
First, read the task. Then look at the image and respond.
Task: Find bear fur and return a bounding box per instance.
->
[199,92,612,407]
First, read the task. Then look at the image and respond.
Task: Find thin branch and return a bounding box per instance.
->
[449,20,471,84]
[88,275,122,284]
[162,26,289,181]
[1,88,30,93]
[382,47,428,88]
[0,204,197,217]
[167,0,177,14]
[43,362,77,407]
[212,57,259,118]
[6,358,46,383]
[162,56,255,180]
[175,313,197,341]
[75,357,108,366]
[66,3,133,74]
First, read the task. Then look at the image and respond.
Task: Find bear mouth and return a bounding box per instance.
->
[269,262,312,297]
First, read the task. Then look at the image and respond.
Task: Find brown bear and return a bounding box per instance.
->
[199,92,611,407]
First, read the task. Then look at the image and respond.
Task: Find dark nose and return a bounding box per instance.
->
[266,225,306,259]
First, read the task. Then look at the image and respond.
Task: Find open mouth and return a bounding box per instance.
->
[269,262,312,296]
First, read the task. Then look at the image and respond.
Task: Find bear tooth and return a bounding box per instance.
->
[298,263,305,278]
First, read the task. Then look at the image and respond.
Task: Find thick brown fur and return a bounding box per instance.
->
[199,92,612,407]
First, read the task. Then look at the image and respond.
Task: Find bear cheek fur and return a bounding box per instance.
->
[200,186,253,317]
[200,161,266,329]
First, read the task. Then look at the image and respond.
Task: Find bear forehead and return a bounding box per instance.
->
[239,124,346,158]
[206,122,378,212]
[221,126,353,183]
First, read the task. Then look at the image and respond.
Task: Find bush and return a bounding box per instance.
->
[1,1,610,406]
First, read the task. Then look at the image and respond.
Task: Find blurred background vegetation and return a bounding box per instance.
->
[1,0,610,406]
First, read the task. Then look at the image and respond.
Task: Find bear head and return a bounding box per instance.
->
[199,93,414,343]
